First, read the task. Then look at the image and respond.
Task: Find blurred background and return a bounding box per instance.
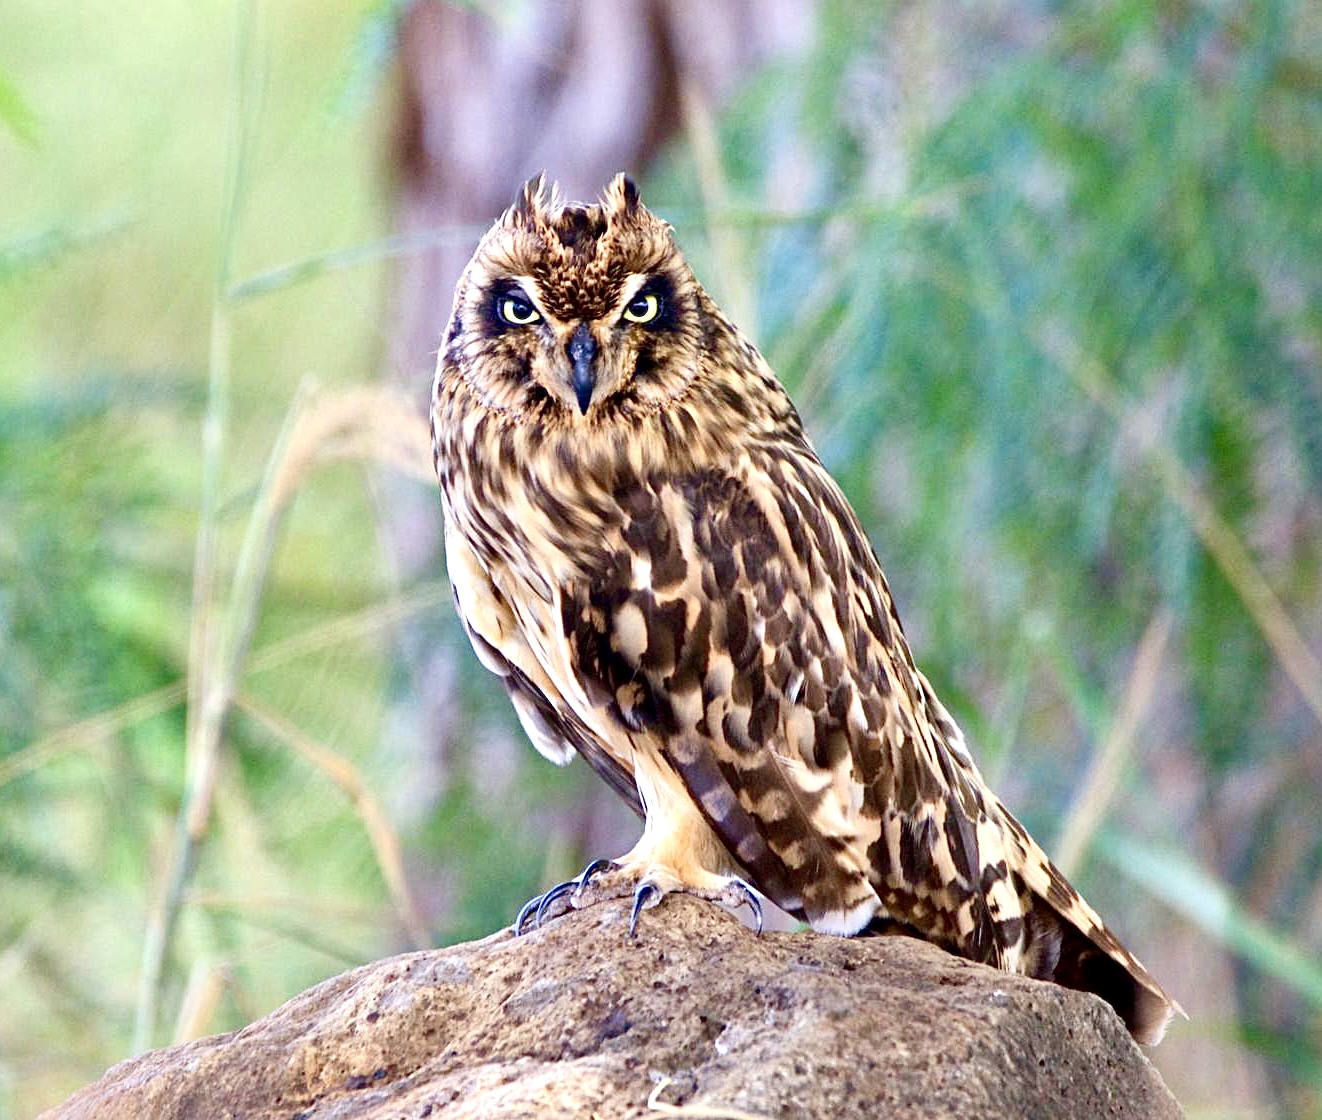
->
[2,1,1320,1115]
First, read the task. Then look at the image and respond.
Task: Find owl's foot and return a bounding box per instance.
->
[627,875,763,938]
[514,858,617,935]
[514,857,763,938]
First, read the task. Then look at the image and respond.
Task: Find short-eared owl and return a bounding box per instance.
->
[430,173,1179,1045]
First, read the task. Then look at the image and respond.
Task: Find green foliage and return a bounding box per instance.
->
[0,68,39,147]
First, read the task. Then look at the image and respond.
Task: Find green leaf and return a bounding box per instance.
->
[0,67,38,147]
[1099,831,1322,1008]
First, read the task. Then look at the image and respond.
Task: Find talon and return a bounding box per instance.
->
[513,858,621,935]
[534,879,577,928]
[570,857,618,905]
[565,856,621,909]
[576,858,616,889]
[630,882,661,938]
[514,893,543,936]
[731,878,764,935]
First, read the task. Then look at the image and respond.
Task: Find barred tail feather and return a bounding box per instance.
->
[1022,903,1181,1046]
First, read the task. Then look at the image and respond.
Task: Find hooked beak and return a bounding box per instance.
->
[567,323,598,414]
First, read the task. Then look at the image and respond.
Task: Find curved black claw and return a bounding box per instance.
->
[514,858,620,935]
[629,882,661,939]
[575,858,616,889]
[728,878,764,935]
[514,893,546,936]
[533,879,578,928]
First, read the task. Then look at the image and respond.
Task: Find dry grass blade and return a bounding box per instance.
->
[1045,329,1322,734]
[1153,456,1322,724]
[187,890,384,924]
[1055,609,1173,875]
[272,384,434,494]
[172,959,231,1044]
[3,583,450,790]
[234,692,430,950]
[647,1075,774,1120]
[0,681,186,789]
[245,581,451,673]
[136,0,257,1053]
[138,381,436,1050]
[136,371,307,1054]
[225,225,488,301]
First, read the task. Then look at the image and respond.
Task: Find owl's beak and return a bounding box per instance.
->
[567,323,598,414]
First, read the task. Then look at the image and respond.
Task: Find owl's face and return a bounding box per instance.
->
[443,174,709,424]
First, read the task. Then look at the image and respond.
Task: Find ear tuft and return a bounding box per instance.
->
[603,173,641,221]
[508,172,547,224]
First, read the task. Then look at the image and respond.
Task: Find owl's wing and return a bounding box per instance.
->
[444,510,642,816]
[553,448,996,938]
[554,446,1175,1042]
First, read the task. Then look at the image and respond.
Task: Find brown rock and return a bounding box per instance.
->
[46,897,1181,1119]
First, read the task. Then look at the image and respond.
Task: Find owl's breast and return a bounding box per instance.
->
[436,398,641,599]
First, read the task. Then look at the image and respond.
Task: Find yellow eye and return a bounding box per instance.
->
[499,293,541,325]
[622,292,661,324]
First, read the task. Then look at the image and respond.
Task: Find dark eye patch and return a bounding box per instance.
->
[623,274,679,331]
[481,281,540,335]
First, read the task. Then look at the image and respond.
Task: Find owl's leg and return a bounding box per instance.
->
[555,835,763,937]
[559,749,764,935]
[514,752,766,936]
[514,847,764,936]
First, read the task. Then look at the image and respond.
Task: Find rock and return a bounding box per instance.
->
[46,897,1181,1119]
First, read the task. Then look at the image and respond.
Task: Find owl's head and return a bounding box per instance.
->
[441,174,712,423]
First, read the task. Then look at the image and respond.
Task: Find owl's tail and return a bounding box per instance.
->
[972,793,1185,1046]
[1017,895,1182,1046]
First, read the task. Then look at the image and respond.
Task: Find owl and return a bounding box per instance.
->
[430,173,1180,1045]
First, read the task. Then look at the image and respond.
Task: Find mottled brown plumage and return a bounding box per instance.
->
[430,173,1181,1044]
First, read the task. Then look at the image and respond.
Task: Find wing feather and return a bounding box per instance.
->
[444,507,642,816]
[552,462,885,931]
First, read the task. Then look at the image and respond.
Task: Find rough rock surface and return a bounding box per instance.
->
[48,897,1181,1119]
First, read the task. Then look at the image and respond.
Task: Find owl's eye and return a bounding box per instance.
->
[498,293,541,326]
[622,292,661,324]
